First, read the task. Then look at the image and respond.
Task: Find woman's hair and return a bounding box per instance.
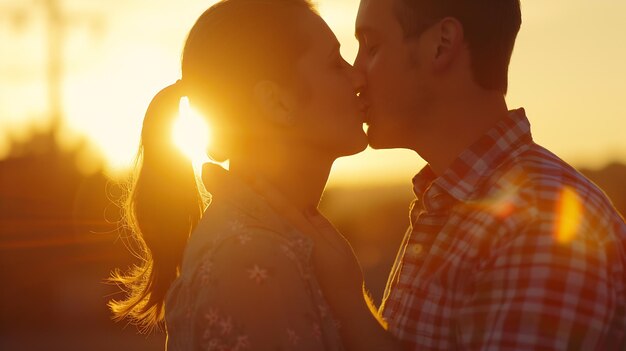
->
[109,0,316,331]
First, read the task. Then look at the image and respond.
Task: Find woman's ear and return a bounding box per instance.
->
[253,80,296,127]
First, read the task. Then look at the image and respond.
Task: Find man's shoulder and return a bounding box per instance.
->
[493,143,608,203]
[482,142,625,237]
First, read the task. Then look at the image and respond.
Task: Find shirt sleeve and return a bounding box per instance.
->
[189,229,330,351]
[455,196,620,350]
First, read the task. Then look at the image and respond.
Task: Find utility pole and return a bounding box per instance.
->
[0,0,102,137]
[46,0,63,134]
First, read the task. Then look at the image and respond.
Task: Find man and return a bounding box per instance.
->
[308,0,626,350]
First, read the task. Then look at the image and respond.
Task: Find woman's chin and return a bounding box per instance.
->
[336,133,368,157]
[366,126,394,150]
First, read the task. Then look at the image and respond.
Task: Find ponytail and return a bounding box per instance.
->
[109,0,318,330]
[109,81,206,331]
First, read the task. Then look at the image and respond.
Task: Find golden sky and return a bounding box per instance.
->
[1,0,625,185]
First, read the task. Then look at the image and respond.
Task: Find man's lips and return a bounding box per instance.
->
[358,96,371,123]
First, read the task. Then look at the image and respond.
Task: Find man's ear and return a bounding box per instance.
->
[432,17,464,72]
[253,80,296,127]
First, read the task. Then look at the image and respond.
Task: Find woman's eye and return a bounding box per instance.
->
[335,56,345,68]
[368,44,379,56]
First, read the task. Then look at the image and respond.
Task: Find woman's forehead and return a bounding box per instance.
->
[297,10,339,55]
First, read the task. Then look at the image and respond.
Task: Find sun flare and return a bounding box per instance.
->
[555,186,583,244]
[172,97,211,173]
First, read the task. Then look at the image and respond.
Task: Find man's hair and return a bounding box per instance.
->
[395,0,521,94]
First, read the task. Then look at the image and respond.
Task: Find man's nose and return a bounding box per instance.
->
[353,49,366,72]
[351,65,367,96]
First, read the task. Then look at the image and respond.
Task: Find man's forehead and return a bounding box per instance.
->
[359,0,397,13]
[356,0,394,34]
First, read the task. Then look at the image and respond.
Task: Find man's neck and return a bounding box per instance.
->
[413,91,510,176]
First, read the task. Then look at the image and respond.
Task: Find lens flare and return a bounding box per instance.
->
[469,185,519,219]
[555,186,583,244]
[172,97,211,174]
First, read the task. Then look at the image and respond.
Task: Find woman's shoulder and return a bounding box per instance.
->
[193,203,288,248]
[179,211,316,295]
[182,202,312,278]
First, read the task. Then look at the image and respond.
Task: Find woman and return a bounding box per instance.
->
[109,0,368,349]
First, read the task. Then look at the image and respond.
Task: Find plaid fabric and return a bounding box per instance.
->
[379,109,626,350]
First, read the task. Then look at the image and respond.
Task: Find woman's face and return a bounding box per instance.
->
[286,10,368,158]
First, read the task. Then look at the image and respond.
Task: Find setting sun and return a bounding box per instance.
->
[2,0,624,182]
[173,96,211,173]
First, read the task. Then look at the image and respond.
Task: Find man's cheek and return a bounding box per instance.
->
[370,64,386,85]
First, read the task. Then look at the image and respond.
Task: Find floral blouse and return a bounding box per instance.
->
[165,165,344,351]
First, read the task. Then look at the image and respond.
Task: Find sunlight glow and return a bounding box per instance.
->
[468,185,519,219]
[173,97,211,174]
[486,187,517,219]
[1,1,626,183]
[555,186,583,244]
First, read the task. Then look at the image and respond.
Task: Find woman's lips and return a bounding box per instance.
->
[361,104,371,124]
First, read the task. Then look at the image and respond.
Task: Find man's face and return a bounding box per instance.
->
[355,0,433,150]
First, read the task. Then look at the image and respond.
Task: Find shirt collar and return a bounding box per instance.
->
[413,108,534,209]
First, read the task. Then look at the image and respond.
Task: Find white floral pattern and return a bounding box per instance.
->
[200,308,251,350]
[199,257,214,286]
[229,219,246,233]
[247,265,269,284]
[287,329,300,345]
[164,166,344,351]
[312,323,322,340]
[237,233,252,245]
[205,309,219,326]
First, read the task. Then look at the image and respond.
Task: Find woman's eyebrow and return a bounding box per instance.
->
[327,41,341,57]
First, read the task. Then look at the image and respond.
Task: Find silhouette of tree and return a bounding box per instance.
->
[581,163,626,218]
[0,129,164,350]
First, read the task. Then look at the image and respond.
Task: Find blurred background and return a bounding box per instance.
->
[1,0,625,349]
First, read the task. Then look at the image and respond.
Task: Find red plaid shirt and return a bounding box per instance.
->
[379,109,626,350]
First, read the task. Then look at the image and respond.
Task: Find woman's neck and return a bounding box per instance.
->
[228,147,334,213]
